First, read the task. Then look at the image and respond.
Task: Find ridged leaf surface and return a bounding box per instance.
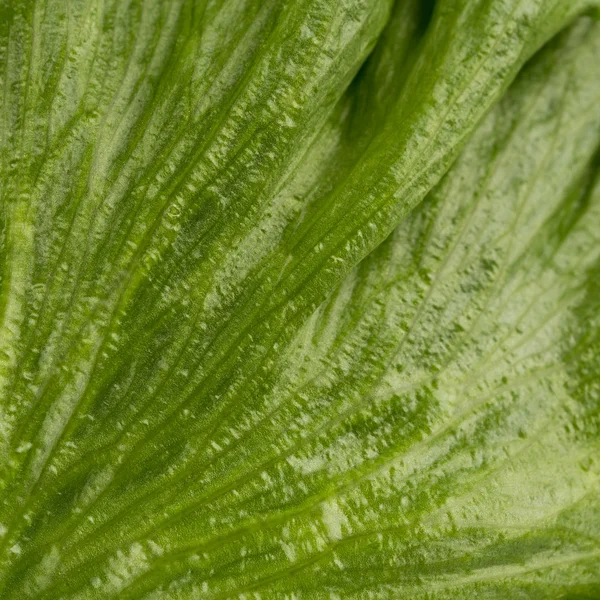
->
[0,0,599,598]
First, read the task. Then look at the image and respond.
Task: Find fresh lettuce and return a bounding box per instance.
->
[0,0,599,598]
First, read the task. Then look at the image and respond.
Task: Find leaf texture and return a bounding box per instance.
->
[0,0,599,598]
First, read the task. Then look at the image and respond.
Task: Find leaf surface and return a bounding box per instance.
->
[0,0,599,598]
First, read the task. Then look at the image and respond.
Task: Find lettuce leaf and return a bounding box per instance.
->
[0,0,599,598]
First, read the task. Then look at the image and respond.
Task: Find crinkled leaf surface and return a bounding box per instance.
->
[0,0,600,598]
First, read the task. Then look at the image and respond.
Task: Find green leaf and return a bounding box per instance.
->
[0,0,599,598]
